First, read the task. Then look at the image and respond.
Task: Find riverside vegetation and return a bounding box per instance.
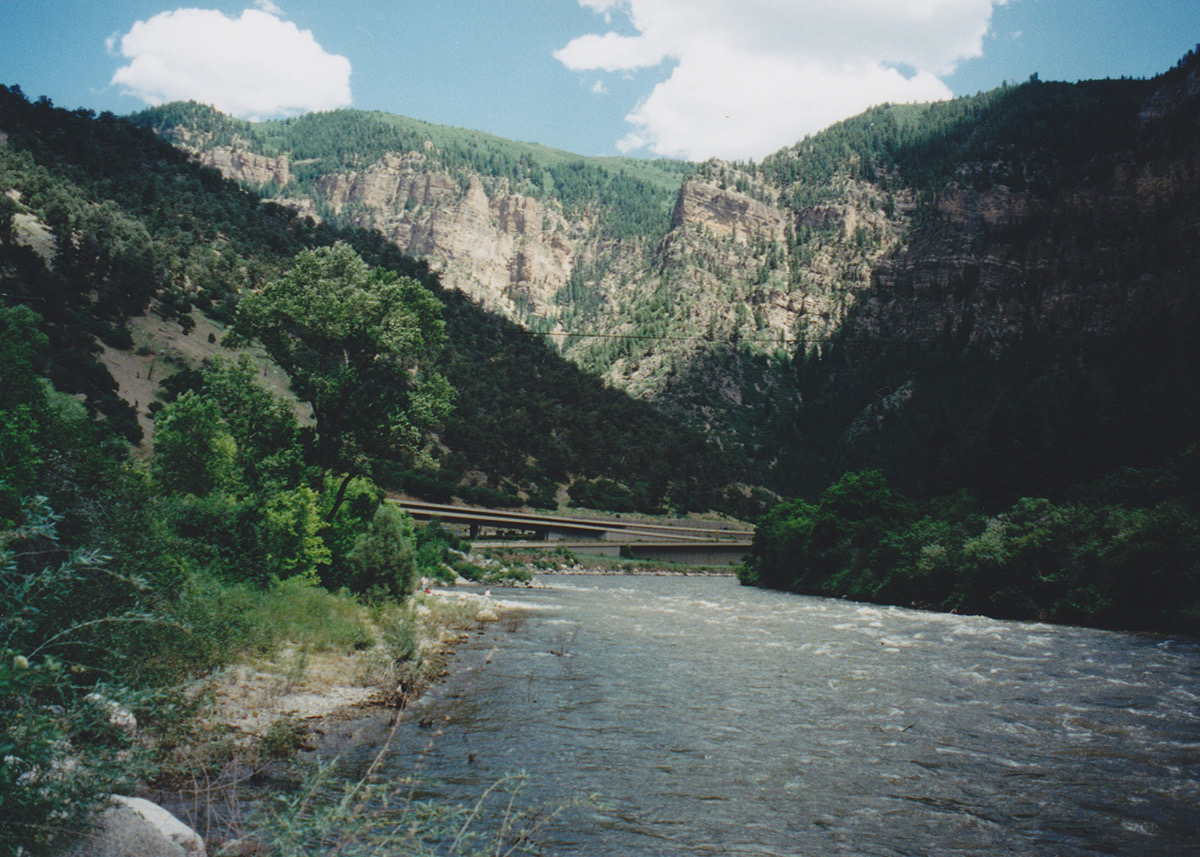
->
[0,85,607,853]
[4,51,1200,852]
[0,263,540,853]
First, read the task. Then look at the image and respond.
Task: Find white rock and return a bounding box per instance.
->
[66,795,205,857]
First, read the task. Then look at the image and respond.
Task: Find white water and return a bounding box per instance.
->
[329,575,1200,855]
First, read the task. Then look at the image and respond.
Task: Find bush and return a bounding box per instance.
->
[396,468,457,503]
[260,486,331,582]
[249,577,373,652]
[567,477,663,514]
[458,483,524,508]
[1,499,148,855]
[743,465,1200,634]
[346,504,418,600]
[414,518,466,583]
[152,391,239,496]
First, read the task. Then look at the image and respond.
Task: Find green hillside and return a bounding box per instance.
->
[0,85,738,515]
[134,102,691,241]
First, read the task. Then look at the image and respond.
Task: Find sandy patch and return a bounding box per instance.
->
[97,309,310,447]
[214,648,379,737]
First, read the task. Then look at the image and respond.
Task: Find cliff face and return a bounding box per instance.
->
[763,63,1200,498]
[621,165,909,410]
[197,139,907,402]
[158,58,1200,494]
[198,146,290,186]
[312,153,583,320]
[854,75,1200,356]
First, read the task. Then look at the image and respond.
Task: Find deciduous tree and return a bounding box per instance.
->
[229,242,453,517]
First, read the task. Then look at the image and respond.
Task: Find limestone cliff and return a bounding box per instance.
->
[180,127,911,405]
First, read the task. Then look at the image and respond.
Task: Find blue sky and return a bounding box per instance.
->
[2,1,1197,161]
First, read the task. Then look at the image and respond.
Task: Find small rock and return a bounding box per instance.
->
[214,838,268,857]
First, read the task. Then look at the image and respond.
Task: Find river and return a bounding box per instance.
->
[326,574,1200,856]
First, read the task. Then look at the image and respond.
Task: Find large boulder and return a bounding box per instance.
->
[67,795,205,857]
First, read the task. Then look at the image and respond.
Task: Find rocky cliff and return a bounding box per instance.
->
[309,152,579,320]
[141,55,1200,496]
[199,145,290,187]
[181,120,911,405]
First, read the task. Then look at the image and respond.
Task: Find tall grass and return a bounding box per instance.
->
[247,578,375,653]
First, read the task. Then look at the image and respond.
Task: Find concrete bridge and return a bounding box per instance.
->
[391,498,753,566]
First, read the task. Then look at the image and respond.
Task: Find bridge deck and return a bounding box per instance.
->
[392,498,753,544]
[472,539,752,566]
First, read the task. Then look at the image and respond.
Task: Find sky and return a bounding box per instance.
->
[1,1,1197,162]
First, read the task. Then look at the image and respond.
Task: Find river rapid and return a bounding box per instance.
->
[328,575,1200,856]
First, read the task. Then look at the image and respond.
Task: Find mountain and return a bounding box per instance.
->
[133,55,1200,507]
[0,85,744,515]
[740,59,1200,502]
[132,101,899,387]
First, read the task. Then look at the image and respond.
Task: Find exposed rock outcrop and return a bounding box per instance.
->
[198,146,289,187]
[66,796,205,857]
[313,155,584,321]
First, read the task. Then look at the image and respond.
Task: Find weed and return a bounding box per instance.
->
[259,716,306,760]
[248,754,580,856]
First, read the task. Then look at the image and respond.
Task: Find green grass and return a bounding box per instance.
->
[247,577,375,653]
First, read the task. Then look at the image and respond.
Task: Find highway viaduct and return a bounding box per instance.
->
[391,498,754,566]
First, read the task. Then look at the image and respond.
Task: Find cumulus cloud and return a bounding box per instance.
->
[110,7,351,120]
[556,0,1008,160]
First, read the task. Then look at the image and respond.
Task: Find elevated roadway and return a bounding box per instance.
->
[391,498,754,565]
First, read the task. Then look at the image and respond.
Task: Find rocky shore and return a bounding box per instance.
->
[67,584,513,857]
[65,558,726,855]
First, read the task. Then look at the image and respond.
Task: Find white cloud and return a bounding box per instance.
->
[557,0,1009,160]
[110,8,351,120]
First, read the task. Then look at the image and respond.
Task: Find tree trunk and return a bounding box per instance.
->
[325,470,356,523]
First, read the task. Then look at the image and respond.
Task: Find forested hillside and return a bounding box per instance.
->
[741,61,1200,502]
[136,58,1200,516]
[0,85,740,516]
[735,55,1200,631]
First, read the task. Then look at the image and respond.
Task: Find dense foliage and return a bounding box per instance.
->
[740,460,1200,635]
[761,76,1152,206]
[228,242,452,477]
[1,269,453,854]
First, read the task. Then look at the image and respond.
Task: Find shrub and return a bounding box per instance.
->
[346,504,418,600]
[1,499,148,855]
[260,486,331,582]
[413,517,468,584]
[152,391,239,496]
[249,577,373,653]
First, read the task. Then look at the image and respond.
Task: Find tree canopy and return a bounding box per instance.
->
[229,242,453,480]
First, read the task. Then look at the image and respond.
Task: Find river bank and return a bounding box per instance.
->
[139,583,517,854]
[134,557,730,853]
